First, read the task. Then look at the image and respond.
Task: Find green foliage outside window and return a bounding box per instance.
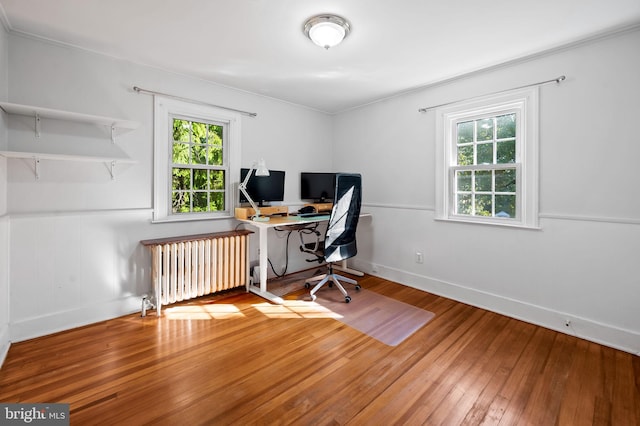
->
[455,113,517,218]
[171,118,226,214]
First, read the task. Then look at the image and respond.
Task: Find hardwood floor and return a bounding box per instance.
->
[1,274,639,425]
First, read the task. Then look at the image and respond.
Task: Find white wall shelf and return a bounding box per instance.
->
[0,151,137,180]
[0,102,139,180]
[0,101,139,142]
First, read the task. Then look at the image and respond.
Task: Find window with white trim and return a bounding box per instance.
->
[153,97,240,222]
[435,87,539,228]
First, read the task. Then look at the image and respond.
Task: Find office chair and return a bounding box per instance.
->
[302,173,362,303]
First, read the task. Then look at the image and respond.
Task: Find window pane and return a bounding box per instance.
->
[457,170,472,191]
[457,145,473,166]
[457,194,472,215]
[193,192,208,212]
[210,192,225,211]
[496,140,516,164]
[191,122,208,144]
[172,119,190,142]
[172,143,190,164]
[475,194,492,216]
[209,146,223,166]
[457,121,473,144]
[172,168,191,191]
[477,118,494,141]
[191,144,207,164]
[172,191,190,213]
[497,114,516,139]
[193,169,208,190]
[210,170,225,190]
[495,195,516,218]
[208,124,223,145]
[475,170,492,192]
[477,143,493,164]
[495,169,516,192]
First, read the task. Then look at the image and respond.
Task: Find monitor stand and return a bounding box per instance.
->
[235,206,289,220]
[303,202,333,213]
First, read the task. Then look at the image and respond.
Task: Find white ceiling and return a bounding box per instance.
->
[1,0,639,113]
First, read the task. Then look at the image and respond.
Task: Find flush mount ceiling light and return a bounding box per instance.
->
[303,14,351,49]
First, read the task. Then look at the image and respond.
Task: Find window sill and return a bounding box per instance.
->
[434,216,541,230]
[152,213,233,224]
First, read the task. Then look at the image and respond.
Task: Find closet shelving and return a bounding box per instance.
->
[0,102,139,180]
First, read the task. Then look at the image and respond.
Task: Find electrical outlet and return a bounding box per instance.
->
[565,319,571,327]
[371,263,379,274]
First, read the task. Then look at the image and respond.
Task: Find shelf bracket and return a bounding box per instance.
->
[35,113,41,138]
[35,157,41,180]
[109,160,116,180]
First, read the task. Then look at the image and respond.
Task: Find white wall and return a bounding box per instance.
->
[5,34,333,342]
[336,28,640,354]
[0,20,9,365]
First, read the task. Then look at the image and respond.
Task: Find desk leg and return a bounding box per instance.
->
[248,226,284,304]
[334,260,364,277]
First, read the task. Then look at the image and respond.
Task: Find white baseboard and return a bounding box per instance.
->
[351,259,640,356]
[0,323,10,369]
[9,295,143,343]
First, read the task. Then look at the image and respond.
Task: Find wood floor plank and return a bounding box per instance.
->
[460,318,531,425]
[492,327,558,425]
[517,332,577,425]
[1,273,638,425]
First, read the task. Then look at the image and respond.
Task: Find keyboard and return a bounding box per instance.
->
[298,213,330,219]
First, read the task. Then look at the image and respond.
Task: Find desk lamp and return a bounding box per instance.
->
[239,159,271,222]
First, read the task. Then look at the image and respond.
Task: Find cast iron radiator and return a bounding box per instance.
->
[141,230,252,315]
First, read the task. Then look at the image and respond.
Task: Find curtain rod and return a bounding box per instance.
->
[133,86,258,117]
[417,75,566,113]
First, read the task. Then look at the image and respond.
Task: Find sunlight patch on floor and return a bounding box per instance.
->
[164,304,245,320]
[161,297,345,320]
[251,300,343,319]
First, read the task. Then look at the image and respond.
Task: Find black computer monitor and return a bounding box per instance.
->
[300,172,336,203]
[239,169,285,207]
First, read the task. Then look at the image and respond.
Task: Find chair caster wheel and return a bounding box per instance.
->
[304,282,310,289]
[345,296,351,303]
[328,282,333,288]
[355,285,361,291]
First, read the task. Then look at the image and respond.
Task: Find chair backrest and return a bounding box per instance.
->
[323,173,362,263]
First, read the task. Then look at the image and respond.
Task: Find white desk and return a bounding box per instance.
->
[237,214,366,304]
